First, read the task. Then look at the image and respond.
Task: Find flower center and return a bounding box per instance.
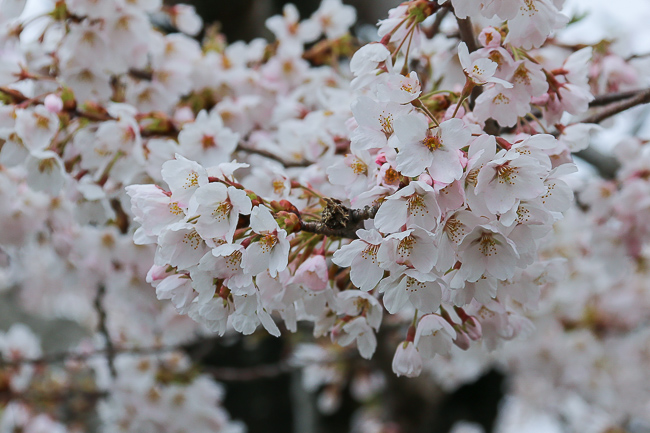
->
[212,201,233,221]
[379,112,394,136]
[479,233,497,257]
[422,134,442,151]
[184,172,199,189]
[361,244,379,264]
[397,235,415,259]
[182,229,202,250]
[260,233,278,253]
[351,158,368,175]
[407,194,428,217]
[496,164,516,184]
[168,202,183,215]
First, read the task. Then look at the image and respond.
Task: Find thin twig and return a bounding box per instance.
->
[589,88,650,107]
[581,88,650,125]
[94,285,116,378]
[423,5,450,39]
[236,144,310,168]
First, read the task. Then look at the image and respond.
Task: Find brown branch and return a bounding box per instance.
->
[0,86,29,104]
[235,144,311,168]
[455,16,479,53]
[423,5,450,39]
[581,88,650,125]
[94,285,116,378]
[590,88,650,107]
[128,68,153,81]
[299,199,380,239]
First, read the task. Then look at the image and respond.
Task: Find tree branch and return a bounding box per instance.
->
[581,88,650,125]
[423,5,450,39]
[235,144,310,168]
[455,16,479,53]
[299,199,380,239]
[94,285,116,378]
[590,88,650,107]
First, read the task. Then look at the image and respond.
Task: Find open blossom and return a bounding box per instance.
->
[394,115,471,181]
[161,154,209,208]
[505,0,569,49]
[374,181,441,233]
[457,225,520,282]
[458,42,512,88]
[241,206,289,278]
[414,313,456,358]
[392,341,422,378]
[177,110,240,167]
[155,222,209,270]
[376,71,422,104]
[14,106,59,153]
[309,0,356,39]
[326,150,375,198]
[187,182,252,242]
[332,229,384,292]
[290,255,329,292]
[474,150,547,214]
[350,96,411,151]
[266,3,320,48]
[378,268,444,314]
[377,226,437,273]
[126,184,184,244]
[334,316,377,359]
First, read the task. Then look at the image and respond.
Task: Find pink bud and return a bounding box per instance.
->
[375,153,387,165]
[464,317,482,341]
[453,328,471,350]
[146,265,170,284]
[44,94,63,113]
[417,173,434,186]
[174,106,195,124]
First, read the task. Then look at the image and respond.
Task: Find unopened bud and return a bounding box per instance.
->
[464,317,482,341]
[276,211,301,234]
[453,328,471,350]
[44,94,63,113]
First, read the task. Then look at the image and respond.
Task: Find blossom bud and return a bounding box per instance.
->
[453,328,471,350]
[392,341,422,378]
[464,317,482,341]
[170,5,203,36]
[417,173,433,186]
[173,106,195,124]
[276,211,301,234]
[44,94,63,113]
